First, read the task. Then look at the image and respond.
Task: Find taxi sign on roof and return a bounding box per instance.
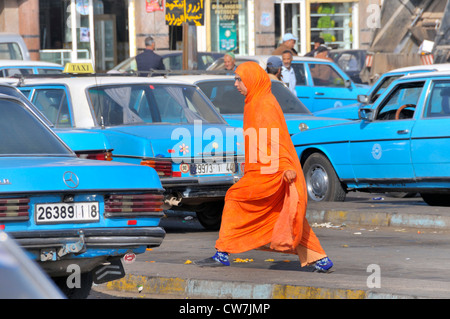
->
[64,63,94,74]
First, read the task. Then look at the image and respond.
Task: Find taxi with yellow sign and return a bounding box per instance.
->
[15,63,244,230]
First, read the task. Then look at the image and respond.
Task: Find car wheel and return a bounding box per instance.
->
[420,193,450,206]
[303,153,346,202]
[195,200,224,230]
[53,272,93,299]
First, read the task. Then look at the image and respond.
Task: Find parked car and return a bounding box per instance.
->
[291,71,450,206]
[110,50,224,73]
[168,74,352,135]
[329,49,367,84]
[15,73,244,230]
[208,55,370,112]
[0,59,63,77]
[0,93,165,298]
[314,63,450,119]
[0,230,65,299]
[0,81,113,161]
[0,33,30,60]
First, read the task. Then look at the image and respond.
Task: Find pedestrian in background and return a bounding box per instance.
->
[272,33,298,56]
[266,56,283,81]
[195,61,333,273]
[305,36,325,57]
[281,50,297,95]
[224,52,237,74]
[135,36,165,76]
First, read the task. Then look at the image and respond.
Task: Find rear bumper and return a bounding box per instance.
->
[162,175,241,201]
[8,226,166,250]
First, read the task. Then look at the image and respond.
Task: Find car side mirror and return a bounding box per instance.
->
[358,107,373,121]
[357,94,369,104]
[345,79,351,88]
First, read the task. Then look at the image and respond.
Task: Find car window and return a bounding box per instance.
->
[0,43,23,60]
[197,80,244,114]
[162,55,182,70]
[30,88,72,127]
[0,98,71,155]
[271,81,310,114]
[37,68,63,75]
[425,81,450,118]
[336,53,360,71]
[375,82,425,120]
[309,63,345,87]
[88,84,225,125]
[0,68,33,77]
[370,75,403,103]
[291,63,307,86]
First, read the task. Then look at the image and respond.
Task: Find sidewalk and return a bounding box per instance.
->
[94,193,450,299]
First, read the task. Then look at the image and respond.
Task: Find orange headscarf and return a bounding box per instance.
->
[215,62,326,266]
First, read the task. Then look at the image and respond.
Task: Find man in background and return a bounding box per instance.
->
[272,33,298,56]
[135,36,165,76]
[281,50,297,95]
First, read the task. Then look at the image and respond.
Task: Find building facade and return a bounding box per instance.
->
[0,0,382,71]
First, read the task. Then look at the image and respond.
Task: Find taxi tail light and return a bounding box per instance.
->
[0,197,30,222]
[104,193,164,218]
[77,151,113,161]
[140,160,172,177]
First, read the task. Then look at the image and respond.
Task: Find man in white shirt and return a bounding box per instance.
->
[281,50,297,95]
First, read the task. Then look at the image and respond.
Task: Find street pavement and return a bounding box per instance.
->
[92,192,450,299]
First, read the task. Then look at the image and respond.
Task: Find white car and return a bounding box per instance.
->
[14,74,244,230]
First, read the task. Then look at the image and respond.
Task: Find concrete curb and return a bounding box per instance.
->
[103,274,416,299]
[306,208,450,230]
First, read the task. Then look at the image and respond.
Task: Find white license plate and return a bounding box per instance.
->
[192,162,237,175]
[35,202,100,224]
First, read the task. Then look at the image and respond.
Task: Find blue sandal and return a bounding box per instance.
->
[314,257,333,273]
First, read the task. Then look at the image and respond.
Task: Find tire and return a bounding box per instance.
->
[195,200,224,230]
[302,153,346,202]
[420,193,450,206]
[53,272,93,299]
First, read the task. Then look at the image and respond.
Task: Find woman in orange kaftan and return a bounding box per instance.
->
[195,61,333,272]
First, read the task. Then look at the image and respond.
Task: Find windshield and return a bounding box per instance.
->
[0,98,71,156]
[197,80,311,114]
[87,84,225,126]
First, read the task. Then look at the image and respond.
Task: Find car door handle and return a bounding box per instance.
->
[315,92,325,96]
[397,129,409,134]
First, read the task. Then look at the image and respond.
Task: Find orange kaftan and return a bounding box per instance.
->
[215,62,327,266]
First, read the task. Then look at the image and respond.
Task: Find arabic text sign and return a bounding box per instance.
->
[165,0,204,26]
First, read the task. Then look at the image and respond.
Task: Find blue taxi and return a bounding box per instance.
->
[16,74,244,230]
[291,71,450,206]
[0,82,113,161]
[0,93,165,298]
[314,64,450,119]
[207,55,370,112]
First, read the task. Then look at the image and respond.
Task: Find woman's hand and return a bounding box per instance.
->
[284,170,297,183]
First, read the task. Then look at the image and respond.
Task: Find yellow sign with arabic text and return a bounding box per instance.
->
[165,0,204,26]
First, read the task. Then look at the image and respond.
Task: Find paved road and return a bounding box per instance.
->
[91,192,450,299]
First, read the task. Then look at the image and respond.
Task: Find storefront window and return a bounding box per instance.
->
[210,0,248,55]
[310,2,354,49]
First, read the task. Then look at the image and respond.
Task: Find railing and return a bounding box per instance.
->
[39,49,90,65]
